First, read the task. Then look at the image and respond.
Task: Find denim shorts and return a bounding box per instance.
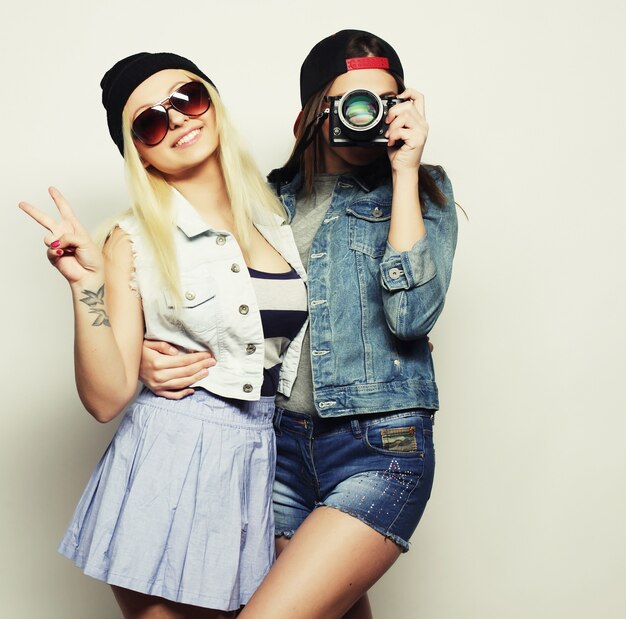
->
[272,407,435,551]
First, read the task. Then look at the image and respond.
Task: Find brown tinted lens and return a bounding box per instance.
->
[132,106,169,146]
[170,81,210,116]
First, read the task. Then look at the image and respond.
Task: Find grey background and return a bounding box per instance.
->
[2,1,625,617]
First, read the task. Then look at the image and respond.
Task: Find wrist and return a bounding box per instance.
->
[69,274,105,295]
[392,167,420,194]
[392,166,420,182]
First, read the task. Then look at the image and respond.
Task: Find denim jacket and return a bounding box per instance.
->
[118,189,308,402]
[274,164,457,417]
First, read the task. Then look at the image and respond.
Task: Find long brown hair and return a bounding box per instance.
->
[272,33,447,207]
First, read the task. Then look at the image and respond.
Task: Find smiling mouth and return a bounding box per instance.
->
[174,128,201,148]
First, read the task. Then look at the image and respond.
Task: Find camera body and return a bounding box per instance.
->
[326,89,403,147]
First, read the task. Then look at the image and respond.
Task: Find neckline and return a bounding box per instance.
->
[248,266,297,279]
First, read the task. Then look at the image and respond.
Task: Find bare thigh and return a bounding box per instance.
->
[275,537,373,619]
[111,586,236,619]
[239,506,401,619]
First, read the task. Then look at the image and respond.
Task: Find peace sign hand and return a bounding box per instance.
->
[19,187,104,286]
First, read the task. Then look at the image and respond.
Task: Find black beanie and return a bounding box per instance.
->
[100,52,216,156]
[299,30,404,107]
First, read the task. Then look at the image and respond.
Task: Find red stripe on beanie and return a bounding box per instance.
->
[345,57,390,71]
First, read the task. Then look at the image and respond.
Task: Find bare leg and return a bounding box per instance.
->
[111,586,235,619]
[275,537,373,619]
[341,596,373,619]
[240,507,401,619]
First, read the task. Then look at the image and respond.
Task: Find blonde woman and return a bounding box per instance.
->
[19,52,307,619]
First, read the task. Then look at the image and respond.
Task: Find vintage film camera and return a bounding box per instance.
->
[325,89,404,146]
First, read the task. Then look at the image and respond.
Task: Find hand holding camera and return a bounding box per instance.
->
[384,88,428,172]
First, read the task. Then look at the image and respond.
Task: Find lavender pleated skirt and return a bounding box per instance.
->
[58,388,276,611]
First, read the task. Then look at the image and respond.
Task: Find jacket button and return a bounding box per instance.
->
[239,304,249,315]
[216,235,227,245]
[372,207,383,218]
[246,344,256,354]
[185,291,196,301]
[389,268,402,280]
[231,263,240,273]
[243,383,253,393]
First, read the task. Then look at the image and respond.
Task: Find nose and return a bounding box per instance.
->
[167,106,188,129]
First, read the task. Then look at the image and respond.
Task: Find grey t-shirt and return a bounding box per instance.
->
[275,174,339,415]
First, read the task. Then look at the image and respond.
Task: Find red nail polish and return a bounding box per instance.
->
[56,249,63,255]
[51,240,60,248]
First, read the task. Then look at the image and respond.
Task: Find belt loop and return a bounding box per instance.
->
[273,408,283,436]
[350,419,362,438]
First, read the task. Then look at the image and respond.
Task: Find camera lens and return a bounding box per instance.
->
[343,94,377,127]
[338,90,383,131]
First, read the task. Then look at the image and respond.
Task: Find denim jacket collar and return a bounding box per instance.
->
[173,190,212,239]
[277,162,392,224]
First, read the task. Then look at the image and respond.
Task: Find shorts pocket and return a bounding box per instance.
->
[362,412,431,459]
[380,426,418,452]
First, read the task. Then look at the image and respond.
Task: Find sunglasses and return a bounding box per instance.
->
[131,81,211,146]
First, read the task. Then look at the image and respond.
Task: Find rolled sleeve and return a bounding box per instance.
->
[380,169,458,339]
[379,236,437,291]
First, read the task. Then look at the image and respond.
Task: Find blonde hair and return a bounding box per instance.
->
[120,73,283,302]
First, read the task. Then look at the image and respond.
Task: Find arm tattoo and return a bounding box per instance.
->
[79,285,111,327]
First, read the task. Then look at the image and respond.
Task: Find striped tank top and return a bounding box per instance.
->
[248,266,307,396]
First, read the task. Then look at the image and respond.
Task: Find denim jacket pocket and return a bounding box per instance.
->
[347,202,391,259]
[163,271,220,337]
